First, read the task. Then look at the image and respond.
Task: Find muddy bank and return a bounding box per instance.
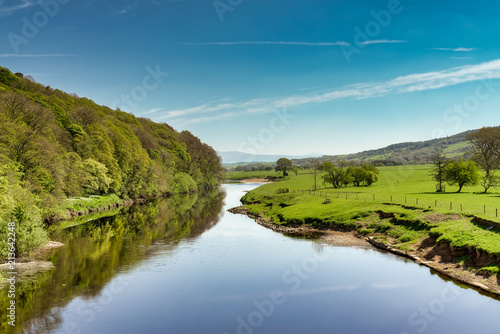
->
[228,206,370,248]
[229,206,500,297]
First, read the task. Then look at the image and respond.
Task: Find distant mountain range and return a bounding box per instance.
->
[218,151,322,164]
[221,128,492,166]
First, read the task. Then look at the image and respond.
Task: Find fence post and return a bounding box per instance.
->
[450,202,452,210]
[391,195,393,202]
[460,204,463,212]
[435,200,437,207]
[416,198,419,205]
[484,205,486,214]
[356,194,358,200]
[373,194,375,201]
[405,196,407,203]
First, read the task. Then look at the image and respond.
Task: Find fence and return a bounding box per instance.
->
[273,188,500,219]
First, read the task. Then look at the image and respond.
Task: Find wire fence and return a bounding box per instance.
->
[273,188,500,220]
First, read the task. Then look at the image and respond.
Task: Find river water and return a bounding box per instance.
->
[2,183,500,334]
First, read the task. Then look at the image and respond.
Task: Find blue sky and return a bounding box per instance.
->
[2,0,500,156]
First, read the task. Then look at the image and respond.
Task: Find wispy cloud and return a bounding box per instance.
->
[182,40,407,47]
[0,54,75,57]
[431,47,478,52]
[0,0,35,17]
[182,41,351,47]
[451,56,472,60]
[359,39,407,45]
[162,58,500,126]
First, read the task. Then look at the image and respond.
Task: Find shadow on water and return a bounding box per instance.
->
[0,188,226,334]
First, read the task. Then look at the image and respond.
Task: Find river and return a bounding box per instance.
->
[2,183,500,334]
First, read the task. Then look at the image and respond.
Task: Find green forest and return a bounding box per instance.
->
[0,66,224,259]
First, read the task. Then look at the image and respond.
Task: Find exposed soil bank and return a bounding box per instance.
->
[0,242,64,287]
[229,206,500,297]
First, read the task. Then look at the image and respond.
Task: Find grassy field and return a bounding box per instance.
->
[243,165,500,221]
[240,165,500,263]
[225,170,286,180]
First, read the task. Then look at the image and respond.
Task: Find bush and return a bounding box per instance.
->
[171,172,197,194]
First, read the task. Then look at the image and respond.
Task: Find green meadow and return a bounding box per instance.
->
[239,165,500,260]
[243,165,500,221]
[225,170,284,180]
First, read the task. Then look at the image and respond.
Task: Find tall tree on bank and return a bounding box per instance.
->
[444,158,480,193]
[275,158,293,177]
[466,127,500,193]
[431,149,449,192]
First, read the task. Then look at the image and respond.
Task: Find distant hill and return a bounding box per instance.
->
[219,151,321,164]
[224,129,489,170]
[293,130,480,167]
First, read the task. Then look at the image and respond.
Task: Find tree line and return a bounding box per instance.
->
[0,67,224,258]
[432,126,500,193]
[275,157,379,190]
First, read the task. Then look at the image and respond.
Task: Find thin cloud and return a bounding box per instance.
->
[0,0,35,16]
[0,54,75,57]
[139,108,162,116]
[162,58,500,125]
[432,47,477,52]
[110,2,138,16]
[182,41,351,47]
[360,39,407,45]
[183,40,407,47]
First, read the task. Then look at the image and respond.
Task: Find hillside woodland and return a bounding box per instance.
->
[0,67,224,258]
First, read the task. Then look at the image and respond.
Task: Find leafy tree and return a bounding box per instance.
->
[319,162,342,188]
[275,158,293,177]
[466,127,500,193]
[431,149,449,192]
[311,160,321,191]
[82,158,113,195]
[444,158,480,193]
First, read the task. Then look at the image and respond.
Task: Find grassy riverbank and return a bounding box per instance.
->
[238,166,500,294]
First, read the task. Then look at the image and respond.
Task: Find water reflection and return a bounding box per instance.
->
[0,188,225,334]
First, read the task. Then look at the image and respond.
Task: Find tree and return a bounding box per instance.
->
[275,158,293,177]
[444,158,480,193]
[319,162,342,188]
[431,149,449,192]
[311,160,321,191]
[466,127,500,193]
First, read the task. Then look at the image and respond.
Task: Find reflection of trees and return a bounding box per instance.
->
[0,188,225,334]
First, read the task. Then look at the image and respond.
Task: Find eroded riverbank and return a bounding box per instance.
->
[229,205,500,297]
